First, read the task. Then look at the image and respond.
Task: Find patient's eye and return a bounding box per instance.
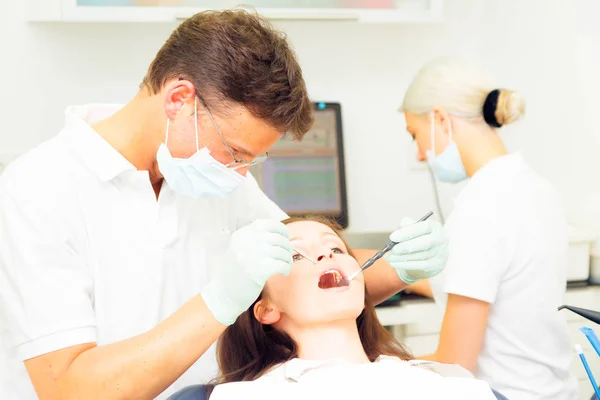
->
[292,253,303,262]
[332,247,346,254]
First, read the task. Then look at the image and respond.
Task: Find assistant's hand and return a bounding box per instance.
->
[201,219,292,325]
[384,217,448,284]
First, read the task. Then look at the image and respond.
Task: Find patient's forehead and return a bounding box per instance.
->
[287,221,338,241]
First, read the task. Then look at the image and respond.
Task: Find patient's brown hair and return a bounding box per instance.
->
[207,216,412,397]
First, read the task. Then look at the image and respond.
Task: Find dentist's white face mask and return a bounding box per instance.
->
[156,97,246,198]
[426,113,468,184]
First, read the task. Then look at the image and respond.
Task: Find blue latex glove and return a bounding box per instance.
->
[201,219,293,326]
[384,217,448,285]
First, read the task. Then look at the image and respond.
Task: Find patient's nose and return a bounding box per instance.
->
[317,250,334,262]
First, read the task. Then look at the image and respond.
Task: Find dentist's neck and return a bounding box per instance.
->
[455,121,508,177]
[289,320,370,363]
[92,90,164,180]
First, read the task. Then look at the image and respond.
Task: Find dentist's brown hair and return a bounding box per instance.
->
[206,216,413,398]
[142,10,314,139]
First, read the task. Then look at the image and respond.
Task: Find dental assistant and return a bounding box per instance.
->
[399,57,578,400]
[0,11,448,400]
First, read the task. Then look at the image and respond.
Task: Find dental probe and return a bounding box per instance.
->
[337,211,434,287]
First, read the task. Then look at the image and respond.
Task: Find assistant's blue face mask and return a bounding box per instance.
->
[426,113,468,184]
[156,97,246,198]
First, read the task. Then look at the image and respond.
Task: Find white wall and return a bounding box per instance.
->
[482,0,600,247]
[1,0,600,238]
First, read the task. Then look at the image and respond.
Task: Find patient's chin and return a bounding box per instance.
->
[318,300,364,323]
[329,307,363,323]
[282,301,363,328]
[277,281,365,327]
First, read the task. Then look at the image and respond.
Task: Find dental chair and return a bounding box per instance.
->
[491,389,509,400]
[167,385,510,400]
[167,384,208,400]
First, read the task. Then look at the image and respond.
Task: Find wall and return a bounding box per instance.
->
[1,0,599,239]
[482,0,600,251]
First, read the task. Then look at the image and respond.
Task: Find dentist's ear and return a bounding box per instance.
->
[163,78,195,120]
[253,298,281,325]
[432,108,452,138]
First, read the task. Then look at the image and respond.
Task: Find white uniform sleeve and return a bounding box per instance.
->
[442,214,510,304]
[0,192,96,361]
[236,173,288,229]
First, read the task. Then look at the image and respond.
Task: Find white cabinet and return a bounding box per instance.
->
[27,0,443,23]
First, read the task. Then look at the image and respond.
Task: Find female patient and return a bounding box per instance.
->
[207,217,496,400]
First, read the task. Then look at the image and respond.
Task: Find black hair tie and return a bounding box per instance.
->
[483,89,502,128]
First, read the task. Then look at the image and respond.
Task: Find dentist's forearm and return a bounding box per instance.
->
[25,295,226,400]
[354,249,408,305]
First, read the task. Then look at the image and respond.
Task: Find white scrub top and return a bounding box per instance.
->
[0,104,287,400]
[211,356,497,400]
[429,153,579,400]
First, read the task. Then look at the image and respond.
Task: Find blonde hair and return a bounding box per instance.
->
[401,57,525,127]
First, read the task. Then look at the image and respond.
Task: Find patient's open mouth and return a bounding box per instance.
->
[318,270,343,289]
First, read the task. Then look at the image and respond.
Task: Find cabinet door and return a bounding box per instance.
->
[403,334,440,355]
[77,0,430,10]
[30,0,442,22]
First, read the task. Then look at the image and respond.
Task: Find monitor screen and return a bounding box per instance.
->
[250,102,348,228]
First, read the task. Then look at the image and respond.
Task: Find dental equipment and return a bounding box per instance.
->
[581,327,600,358]
[293,248,317,264]
[575,344,600,399]
[337,211,434,287]
[558,305,600,325]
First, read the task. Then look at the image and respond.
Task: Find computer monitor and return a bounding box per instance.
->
[250,102,349,228]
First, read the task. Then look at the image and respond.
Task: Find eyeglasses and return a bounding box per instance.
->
[197,95,269,170]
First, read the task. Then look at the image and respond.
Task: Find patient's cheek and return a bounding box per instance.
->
[264,278,288,305]
[266,274,288,292]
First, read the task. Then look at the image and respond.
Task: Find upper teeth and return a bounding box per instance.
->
[323,270,342,283]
